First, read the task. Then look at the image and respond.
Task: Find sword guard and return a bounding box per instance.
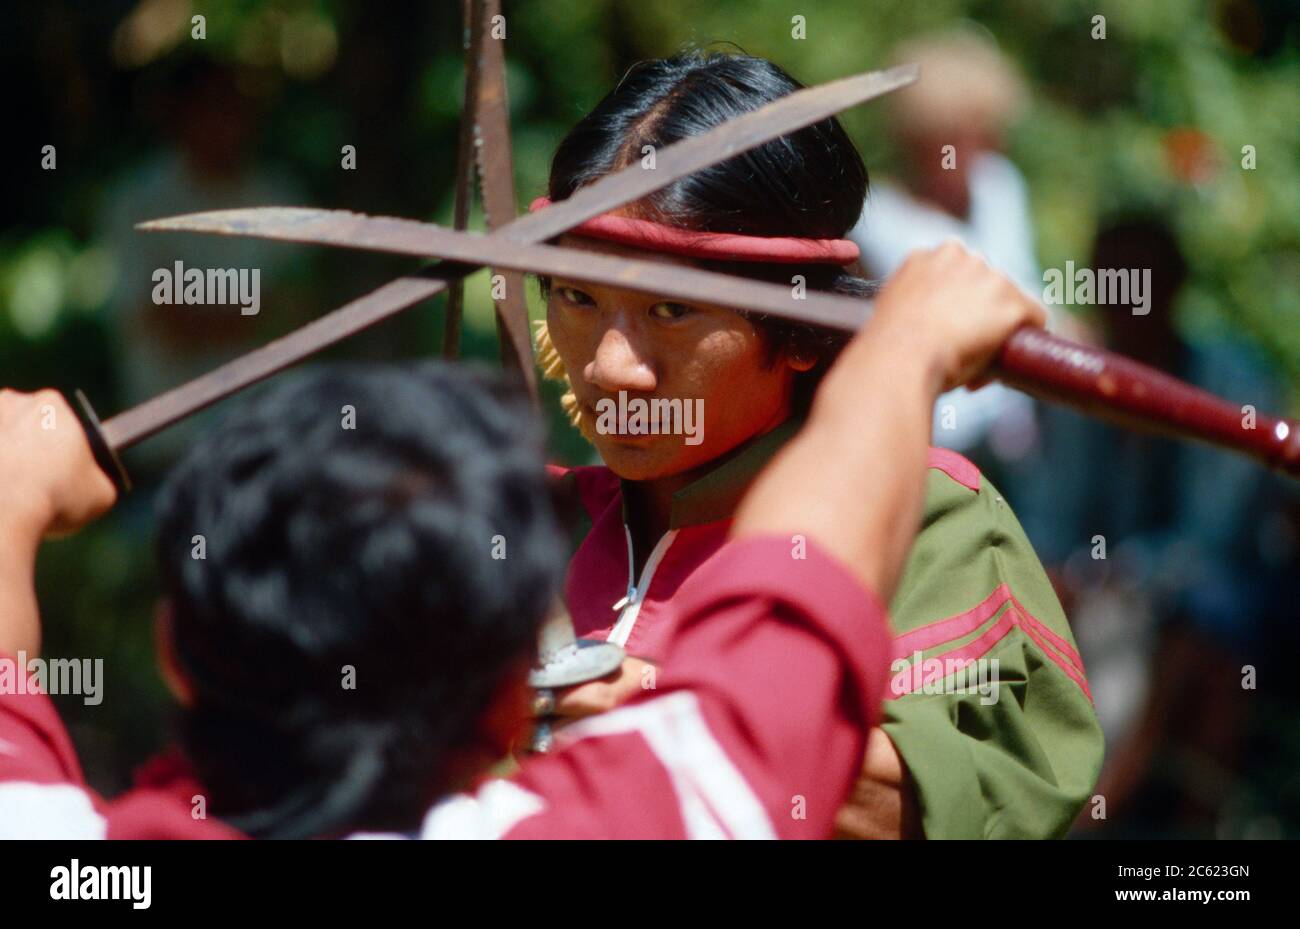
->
[74,389,132,493]
[528,639,625,689]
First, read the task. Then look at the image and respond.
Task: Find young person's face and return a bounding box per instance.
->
[545,236,813,482]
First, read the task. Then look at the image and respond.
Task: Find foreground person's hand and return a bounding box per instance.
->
[832,239,1050,399]
[834,728,924,840]
[736,241,1049,599]
[0,388,119,658]
[549,656,657,729]
[0,388,118,536]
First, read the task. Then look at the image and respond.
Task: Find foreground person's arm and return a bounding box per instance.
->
[0,389,117,660]
[732,242,1045,592]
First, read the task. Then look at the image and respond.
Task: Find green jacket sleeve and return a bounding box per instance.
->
[882,466,1105,839]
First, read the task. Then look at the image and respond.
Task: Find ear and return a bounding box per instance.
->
[154,600,195,707]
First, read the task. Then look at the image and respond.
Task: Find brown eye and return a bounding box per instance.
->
[649,301,691,321]
[557,286,595,307]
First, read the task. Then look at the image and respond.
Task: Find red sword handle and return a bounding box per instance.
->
[995,329,1300,477]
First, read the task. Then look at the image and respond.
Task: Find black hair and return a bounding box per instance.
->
[546,51,876,398]
[154,362,561,838]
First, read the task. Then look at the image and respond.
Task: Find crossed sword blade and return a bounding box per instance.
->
[139,207,874,328]
[444,0,535,396]
[70,58,1299,486]
[72,63,919,489]
[132,204,1300,479]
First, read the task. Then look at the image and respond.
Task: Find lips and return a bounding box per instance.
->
[581,399,662,444]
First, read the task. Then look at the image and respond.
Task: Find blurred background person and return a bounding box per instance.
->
[847,28,1043,476]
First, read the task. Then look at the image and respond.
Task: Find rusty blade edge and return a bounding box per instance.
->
[442,0,487,362]
[99,274,453,450]
[135,208,870,330]
[107,64,918,450]
[470,0,513,234]
[135,207,1300,476]
[468,0,537,395]
[120,227,1300,484]
[493,63,917,243]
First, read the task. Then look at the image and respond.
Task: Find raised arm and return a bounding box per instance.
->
[0,389,118,658]
[733,241,1046,593]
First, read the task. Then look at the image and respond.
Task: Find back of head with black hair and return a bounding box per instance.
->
[154,362,561,838]
[547,51,876,389]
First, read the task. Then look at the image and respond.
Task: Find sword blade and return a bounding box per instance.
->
[496,64,918,244]
[441,0,487,362]
[140,209,870,327]
[123,208,1300,476]
[100,273,452,451]
[463,0,537,394]
[107,64,916,453]
[111,215,869,451]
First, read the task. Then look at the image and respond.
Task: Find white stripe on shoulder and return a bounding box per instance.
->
[417,778,546,840]
[556,691,777,839]
[0,782,107,839]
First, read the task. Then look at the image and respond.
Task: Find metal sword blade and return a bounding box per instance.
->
[467,0,536,396]
[125,208,1300,476]
[440,0,488,363]
[105,64,916,452]
[137,208,872,327]
[499,64,917,245]
[110,213,869,455]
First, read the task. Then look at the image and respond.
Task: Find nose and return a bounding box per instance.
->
[585,322,657,395]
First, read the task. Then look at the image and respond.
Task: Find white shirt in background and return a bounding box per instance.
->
[849,152,1043,456]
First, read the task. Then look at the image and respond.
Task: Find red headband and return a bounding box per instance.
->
[528,197,859,266]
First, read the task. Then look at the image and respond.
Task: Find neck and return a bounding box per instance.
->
[622,410,796,570]
[623,473,691,560]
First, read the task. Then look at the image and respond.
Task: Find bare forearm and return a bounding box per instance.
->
[0,389,119,656]
[0,507,47,657]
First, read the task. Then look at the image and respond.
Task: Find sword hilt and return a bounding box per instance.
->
[996,330,1300,481]
[73,389,132,493]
